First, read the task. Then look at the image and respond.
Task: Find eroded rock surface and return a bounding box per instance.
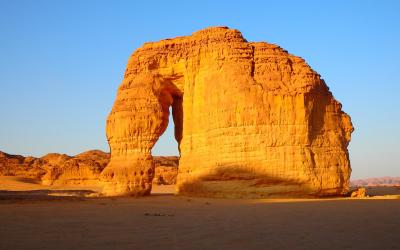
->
[103,26,354,197]
[152,156,179,185]
[350,188,367,198]
[0,150,178,187]
[0,150,109,185]
[0,151,47,179]
[41,150,110,185]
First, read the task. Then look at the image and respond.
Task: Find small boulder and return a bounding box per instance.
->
[350,188,367,198]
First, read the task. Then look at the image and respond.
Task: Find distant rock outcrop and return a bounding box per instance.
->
[102,26,353,197]
[351,177,400,187]
[0,151,47,179]
[152,156,179,185]
[41,150,109,185]
[0,150,109,185]
[0,150,178,187]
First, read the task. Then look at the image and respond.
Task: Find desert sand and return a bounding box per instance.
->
[1,176,399,250]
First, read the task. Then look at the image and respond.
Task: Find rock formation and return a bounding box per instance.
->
[0,150,109,185]
[41,150,110,185]
[102,26,354,197]
[351,177,400,187]
[0,151,47,179]
[152,156,179,185]
[0,150,177,187]
[350,188,367,198]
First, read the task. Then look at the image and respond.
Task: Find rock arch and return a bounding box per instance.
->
[100,27,353,197]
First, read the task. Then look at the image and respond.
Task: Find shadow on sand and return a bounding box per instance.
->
[0,189,97,203]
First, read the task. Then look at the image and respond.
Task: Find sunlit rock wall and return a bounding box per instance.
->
[102,27,353,197]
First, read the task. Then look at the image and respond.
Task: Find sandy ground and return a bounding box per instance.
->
[0,176,399,250]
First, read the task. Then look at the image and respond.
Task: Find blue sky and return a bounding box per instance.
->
[0,0,399,179]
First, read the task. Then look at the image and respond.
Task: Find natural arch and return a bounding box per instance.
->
[151,108,181,157]
[153,79,184,155]
[100,27,353,197]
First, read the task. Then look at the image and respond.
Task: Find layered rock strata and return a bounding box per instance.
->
[0,150,109,185]
[41,150,110,185]
[152,156,179,185]
[0,150,177,187]
[103,26,354,197]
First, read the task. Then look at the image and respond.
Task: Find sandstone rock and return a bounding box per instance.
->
[0,150,109,185]
[0,151,46,179]
[41,150,110,185]
[152,156,179,185]
[41,153,72,166]
[350,188,367,198]
[1,150,178,187]
[102,26,354,197]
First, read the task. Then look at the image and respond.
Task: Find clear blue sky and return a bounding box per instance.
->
[0,0,399,179]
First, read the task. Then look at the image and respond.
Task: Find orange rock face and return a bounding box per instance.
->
[1,150,176,188]
[152,156,179,185]
[102,26,353,197]
[350,188,367,198]
[0,150,109,185]
[0,151,47,179]
[41,150,110,185]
